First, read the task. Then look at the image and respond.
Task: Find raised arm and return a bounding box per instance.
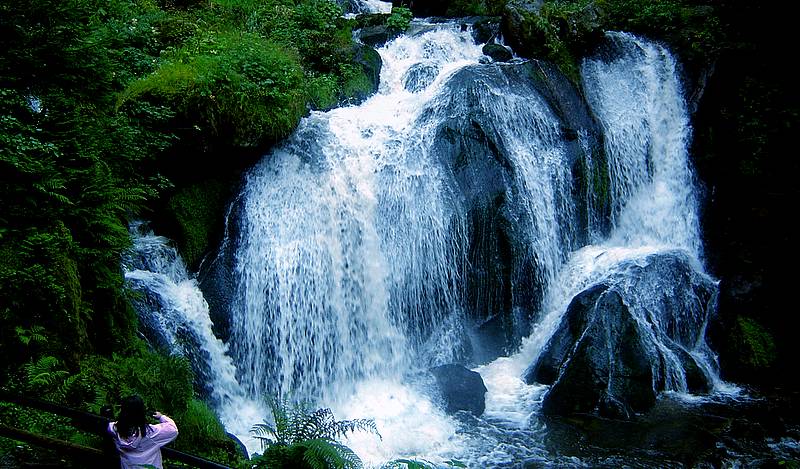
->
[150,411,179,446]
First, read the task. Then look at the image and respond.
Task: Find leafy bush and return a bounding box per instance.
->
[386,7,412,33]
[172,398,244,465]
[120,31,306,148]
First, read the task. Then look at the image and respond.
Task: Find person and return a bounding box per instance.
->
[107,395,179,469]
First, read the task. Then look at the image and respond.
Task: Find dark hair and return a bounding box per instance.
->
[116,395,149,439]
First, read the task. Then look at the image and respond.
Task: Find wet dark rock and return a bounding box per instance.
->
[469,313,515,364]
[430,364,488,416]
[470,17,501,44]
[543,389,800,467]
[358,25,393,48]
[527,251,718,419]
[422,61,603,358]
[198,195,245,343]
[483,43,513,62]
[403,62,440,92]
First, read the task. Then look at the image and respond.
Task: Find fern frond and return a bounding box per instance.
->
[24,356,69,391]
[302,438,362,469]
[251,422,278,450]
[333,417,381,441]
[381,459,436,469]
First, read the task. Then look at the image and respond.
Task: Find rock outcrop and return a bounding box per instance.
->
[430,364,488,415]
[527,251,718,419]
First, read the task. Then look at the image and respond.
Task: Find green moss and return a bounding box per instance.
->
[590,148,611,212]
[340,64,373,101]
[166,180,229,269]
[119,31,307,148]
[732,316,776,369]
[173,399,244,465]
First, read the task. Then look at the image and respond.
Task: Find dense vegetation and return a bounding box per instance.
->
[0,0,795,465]
[0,0,381,465]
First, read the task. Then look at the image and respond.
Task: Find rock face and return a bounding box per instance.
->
[424,61,605,362]
[430,364,488,416]
[403,62,440,92]
[352,43,383,101]
[526,251,718,419]
[358,25,394,48]
[470,17,501,44]
[482,43,513,62]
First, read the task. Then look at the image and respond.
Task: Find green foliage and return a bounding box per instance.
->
[23,356,71,392]
[386,7,413,33]
[250,398,380,469]
[441,0,504,16]
[507,0,723,83]
[731,316,776,370]
[172,399,244,465]
[165,180,230,268]
[594,0,722,60]
[68,349,194,415]
[120,31,306,148]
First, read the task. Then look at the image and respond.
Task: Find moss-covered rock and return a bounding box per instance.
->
[502,0,603,83]
[721,316,776,380]
[164,180,231,270]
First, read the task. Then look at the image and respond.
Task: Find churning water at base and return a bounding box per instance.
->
[124,24,737,467]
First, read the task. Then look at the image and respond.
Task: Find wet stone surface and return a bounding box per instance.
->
[539,388,800,467]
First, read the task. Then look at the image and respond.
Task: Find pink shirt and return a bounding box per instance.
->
[107,415,179,469]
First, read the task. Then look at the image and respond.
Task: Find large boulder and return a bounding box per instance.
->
[358,25,394,48]
[482,43,513,62]
[352,43,383,100]
[470,17,501,44]
[420,60,605,361]
[526,251,718,419]
[403,62,440,92]
[430,364,488,416]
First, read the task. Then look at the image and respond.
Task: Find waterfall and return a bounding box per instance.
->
[473,31,720,446]
[127,22,726,466]
[229,24,487,402]
[123,223,264,445]
[583,32,702,257]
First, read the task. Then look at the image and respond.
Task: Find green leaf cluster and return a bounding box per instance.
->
[386,7,413,33]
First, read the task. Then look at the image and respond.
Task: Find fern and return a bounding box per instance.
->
[250,397,380,469]
[24,356,69,391]
[302,438,362,469]
[15,325,47,346]
[382,458,466,469]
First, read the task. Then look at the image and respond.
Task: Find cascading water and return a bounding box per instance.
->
[229,24,487,403]
[123,223,264,445]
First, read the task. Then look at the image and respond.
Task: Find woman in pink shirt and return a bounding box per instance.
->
[107,395,179,469]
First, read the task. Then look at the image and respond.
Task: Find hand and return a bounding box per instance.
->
[151,411,163,419]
